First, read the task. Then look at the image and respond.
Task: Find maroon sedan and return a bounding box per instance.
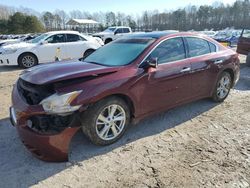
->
[10,31,240,162]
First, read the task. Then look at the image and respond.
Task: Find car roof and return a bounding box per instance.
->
[125,31,179,39]
[46,30,80,35]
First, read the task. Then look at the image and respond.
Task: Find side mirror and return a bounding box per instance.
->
[139,58,158,69]
[40,41,48,45]
[114,31,118,35]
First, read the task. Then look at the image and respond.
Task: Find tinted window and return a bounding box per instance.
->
[209,42,217,52]
[123,28,130,33]
[148,37,186,64]
[186,37,210,57]
[46,34,65,43]
[66,34,82,42]
[115,28,123,34]
[242,29,250,38]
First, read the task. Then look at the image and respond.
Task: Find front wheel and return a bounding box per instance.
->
[80,97,131,145]
[212,72,232,102]
[18,53,38,68]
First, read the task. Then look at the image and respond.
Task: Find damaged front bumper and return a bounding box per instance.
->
[10,84,81,162]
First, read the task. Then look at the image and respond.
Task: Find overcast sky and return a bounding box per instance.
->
[0,0,237,13]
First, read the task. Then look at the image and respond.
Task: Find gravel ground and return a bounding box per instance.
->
[0,54,249,188]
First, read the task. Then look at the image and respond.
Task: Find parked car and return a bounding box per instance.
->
[0,34,39,48]
[0,31,103,68]
[200,31,217,38]
[10,31,240,162]
[213,30,241,47]
[93,26,132,44]
[237,29,250,66]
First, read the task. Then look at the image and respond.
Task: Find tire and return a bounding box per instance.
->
[246,53,250,67]
[212,72,232,102]
[80,97,131,145]
[83,49,95,58]
[18,53,38,68]
[104,38,112,44]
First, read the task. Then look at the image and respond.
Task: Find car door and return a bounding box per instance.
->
[64,34,89,59]
[114,28,124,40]
[237,29,250,55]
[139,37,192,114]
[185,37,220,98]
[37,34,67,63]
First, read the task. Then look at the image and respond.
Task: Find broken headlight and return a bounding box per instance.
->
[40,91,82,115]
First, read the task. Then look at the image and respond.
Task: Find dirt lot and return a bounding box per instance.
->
[0,55,249,188]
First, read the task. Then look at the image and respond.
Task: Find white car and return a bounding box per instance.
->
[93,26,132,44]
[0,31,103,68]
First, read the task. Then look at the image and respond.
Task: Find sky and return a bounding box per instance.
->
[0,0,237,13]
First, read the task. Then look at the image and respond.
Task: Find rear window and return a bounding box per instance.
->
[123,28,130,33]
[186,37,210,57]
[66,34,85,42]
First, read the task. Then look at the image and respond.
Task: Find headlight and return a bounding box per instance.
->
[1,49,17,54]
[40,91,82,114]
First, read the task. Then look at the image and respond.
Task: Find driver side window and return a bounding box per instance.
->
[147,37,186,64]
[46,34,65,44]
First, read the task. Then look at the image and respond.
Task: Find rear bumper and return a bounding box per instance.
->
[10,83,81,162]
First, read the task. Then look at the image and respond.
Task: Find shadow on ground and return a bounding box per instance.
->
[0,98,218,188]
[0,66,21,73]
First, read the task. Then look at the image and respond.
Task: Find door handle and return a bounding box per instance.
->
[180,67,191,73]
[214,59,223,64]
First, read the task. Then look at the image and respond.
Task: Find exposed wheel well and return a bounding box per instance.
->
[105,38,112,44]
[18,52,39,64]
[84,49,95,56]
[101,94,135,118]
[223,68,234,87]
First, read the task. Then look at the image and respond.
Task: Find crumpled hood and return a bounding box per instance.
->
[20,60,122,85]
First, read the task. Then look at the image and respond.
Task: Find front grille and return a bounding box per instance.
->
[29,114,74,133]
[17,79,55,105]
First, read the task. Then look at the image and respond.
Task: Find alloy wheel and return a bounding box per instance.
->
[22,55,35,68]
[95,104,126,141]
[217,74,231,99]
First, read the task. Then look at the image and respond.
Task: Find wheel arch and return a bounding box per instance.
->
[223,68,235,87]
[96,93,136,118]
[104,38,113,44]
[18,52,39,64]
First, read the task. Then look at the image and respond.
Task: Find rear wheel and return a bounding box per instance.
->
[80,97,130,145]
[212,72,232,102]
[18,53,38,68]
[246,53,250,67]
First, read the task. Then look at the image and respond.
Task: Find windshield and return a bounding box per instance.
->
[84,38,155,66]
[103,27,116,32]
[30,33,48,43]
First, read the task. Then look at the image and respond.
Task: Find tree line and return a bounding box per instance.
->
[0,0,250,34]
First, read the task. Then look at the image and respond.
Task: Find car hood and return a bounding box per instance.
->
[2,42,36,50]
[20,60,122,85]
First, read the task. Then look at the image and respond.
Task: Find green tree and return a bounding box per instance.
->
[7,12,26,34]
[23,15,45,33]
